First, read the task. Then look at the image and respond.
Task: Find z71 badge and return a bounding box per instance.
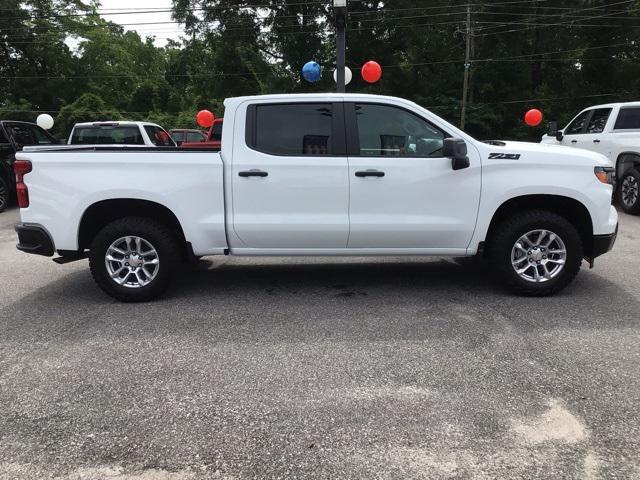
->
[489,153,521,160]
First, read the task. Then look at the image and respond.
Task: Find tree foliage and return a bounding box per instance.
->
[2,0,640,140]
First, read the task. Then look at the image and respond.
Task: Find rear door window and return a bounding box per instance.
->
[186,131,206,142]
[71,126,145,145]
[564,110,591,135]
[250,103,333,155]
[585,108,612,134]
[6,123,55,148]
[614,107,640,130]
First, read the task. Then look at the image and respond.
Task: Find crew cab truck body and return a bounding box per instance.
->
[15,93,618,301]
[542,102,640,214]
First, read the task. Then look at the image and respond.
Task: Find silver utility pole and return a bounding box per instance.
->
[334,0,347,93]
[460,5,472,130]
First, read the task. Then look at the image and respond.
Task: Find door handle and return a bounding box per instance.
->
[593,139,601,143]
[239,169,268,178]
[355,170,385,178]
[571,140,578,144]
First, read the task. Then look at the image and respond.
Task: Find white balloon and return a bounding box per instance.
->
[36,114,54,130]
[333,67,353,85]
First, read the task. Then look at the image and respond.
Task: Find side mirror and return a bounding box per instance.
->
[443,138,470,170]
[548,121,563,141]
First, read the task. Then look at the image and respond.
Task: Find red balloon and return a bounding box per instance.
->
[196,109,215,128]
[361,61,382,84]
[524,109,543,127]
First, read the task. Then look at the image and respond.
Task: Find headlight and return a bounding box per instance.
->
[594,166,615,185]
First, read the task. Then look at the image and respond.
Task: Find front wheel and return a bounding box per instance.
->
[0,177,8,213]
[618,168,640,214]
[489,210,583,296]
[89,217,180,302]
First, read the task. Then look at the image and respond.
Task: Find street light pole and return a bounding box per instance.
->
[334,0,347,93]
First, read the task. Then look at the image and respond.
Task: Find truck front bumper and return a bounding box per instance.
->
[590,223,618,259]
[15,223,55,257]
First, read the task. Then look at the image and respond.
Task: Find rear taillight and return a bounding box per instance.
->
[14,160,32,208]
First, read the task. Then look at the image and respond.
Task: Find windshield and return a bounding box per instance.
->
[70,125,145,145]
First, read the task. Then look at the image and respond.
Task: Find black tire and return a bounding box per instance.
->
[618,167,640,215]
[488,210,583,296]
[0,176,8,213]
[89,217,180,302]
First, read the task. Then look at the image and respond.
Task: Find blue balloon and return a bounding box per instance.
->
[302,61,322,83]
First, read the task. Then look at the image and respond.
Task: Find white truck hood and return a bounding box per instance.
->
[483,140,613,167]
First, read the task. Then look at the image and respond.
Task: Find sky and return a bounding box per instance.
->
[96,0,185,46]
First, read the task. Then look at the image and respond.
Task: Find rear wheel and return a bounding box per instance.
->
[0,177,8,212]
[618,167,640,214]
[89,217,180,302]
[489,210,583,296]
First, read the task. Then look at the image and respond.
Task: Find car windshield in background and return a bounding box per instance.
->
[144,125,175,146]
[71,126,144,145]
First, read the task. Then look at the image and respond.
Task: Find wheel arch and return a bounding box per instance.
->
[485,194,594,257]
[78,198,188,255]
[615,152,640,177]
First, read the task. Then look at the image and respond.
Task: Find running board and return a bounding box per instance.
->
[52,252,88,264]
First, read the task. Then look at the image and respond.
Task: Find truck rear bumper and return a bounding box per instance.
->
[15,223,55,257]
[591,223,618,259]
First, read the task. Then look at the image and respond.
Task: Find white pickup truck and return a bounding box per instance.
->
[67,121,176,147]
[14,93,618,301]
[542,102,640,214]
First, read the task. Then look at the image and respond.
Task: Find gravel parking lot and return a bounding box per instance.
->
[1,207,639,479]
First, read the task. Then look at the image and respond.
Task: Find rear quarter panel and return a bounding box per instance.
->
[16,150,227,255]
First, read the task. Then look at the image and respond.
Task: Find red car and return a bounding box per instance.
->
[181,118,223,149]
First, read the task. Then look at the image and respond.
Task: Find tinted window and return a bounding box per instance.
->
[0,127,8,144]
[144,125,175,146]
[586,108,612,134]
[71,126,145,145]
[6,123,55,147]
[565,110,591,135]
[614,107,640,130]
[210,122,223,142]
[169,131,184,143]
[253,104,332,155]
[186,131,206,142]
[355,103,445,157]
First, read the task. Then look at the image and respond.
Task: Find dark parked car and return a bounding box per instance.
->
[0,121,59,212]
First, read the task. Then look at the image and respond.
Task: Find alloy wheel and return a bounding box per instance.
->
[104,236,159,288]
[621,175,639,208]
[511,229,567,283]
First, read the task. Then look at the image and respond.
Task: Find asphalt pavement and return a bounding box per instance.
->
[0,207,639,479]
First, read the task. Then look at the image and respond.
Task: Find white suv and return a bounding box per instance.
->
[68,121,176,147]
[542,102,640,214]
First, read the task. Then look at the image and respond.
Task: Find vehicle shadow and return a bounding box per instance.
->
[1,257,638,343]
